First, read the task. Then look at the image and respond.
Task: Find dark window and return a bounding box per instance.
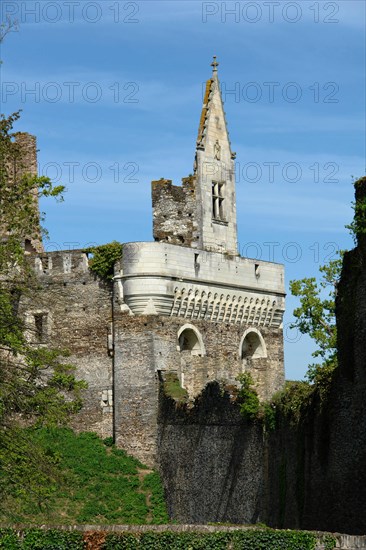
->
[212,181,225,220]
[34,313,48,343]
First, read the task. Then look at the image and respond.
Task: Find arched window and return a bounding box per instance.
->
[239,329,267,360]
[177,324,205,356]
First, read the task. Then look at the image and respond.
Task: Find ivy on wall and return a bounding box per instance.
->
[102,529,334,549]
[0,528,337,549]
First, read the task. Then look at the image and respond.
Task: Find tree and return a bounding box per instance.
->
[290,255,342,361]
[290,252,343,390]
[0,111,86,512]
[290,178,366,390]
[289,254,343,389]
[0,16,18,45]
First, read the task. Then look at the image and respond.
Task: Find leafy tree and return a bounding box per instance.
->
[289,254,343,391]
[276,178,366,418]
[84,241,123,280]
[0,111,86,510]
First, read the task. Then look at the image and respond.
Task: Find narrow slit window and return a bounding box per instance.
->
[34,313,48,343]
[212,181,225,221]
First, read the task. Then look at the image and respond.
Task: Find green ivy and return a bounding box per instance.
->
[0,528,337,549]
[236,373,260,421]
[84,241,123,280]
[0,528,84,549]
[102,529,319,549]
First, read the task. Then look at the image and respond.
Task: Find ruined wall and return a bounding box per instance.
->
[2,132,43,253]
[113,310,283,468]
[265,179,366,535]
[20,250,114,438]
[151,176,198,247]
[158,384,265,524]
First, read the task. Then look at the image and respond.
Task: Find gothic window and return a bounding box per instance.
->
[212,181,225,221]
[177,324,205,356]
[239,329,267,361]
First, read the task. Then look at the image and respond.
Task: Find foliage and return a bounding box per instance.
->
[346,176,366,244]
[236,374,279,430]
[271,381,313,425]
[0,112,64,274]
[262,402,276,431]
[102,529,320,549]
[236,373,261,420]
[0,528,337,549]
[0,16,18,46]
[290,256,341,365]
[0,528,336,550]
[289,254,343,396]
[0,428,169,525]
[0,111,83,511]
[0,528,84,549]
[84,241,123,280]
[162,372,188,402]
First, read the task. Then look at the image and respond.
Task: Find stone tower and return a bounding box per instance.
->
[113,59,286,464]
[3,132,44,253]
[152,57,237,254]
[195,56,238,254]
[16,133,44,254]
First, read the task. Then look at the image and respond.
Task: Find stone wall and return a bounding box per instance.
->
[113,311,283,468]
[265,179,366,535]
[20,250,114,438]
[157,179,366,536]
[158,384,265,524]
[151,176,198,247]
[2,132,43,253]
[21,242,284,467]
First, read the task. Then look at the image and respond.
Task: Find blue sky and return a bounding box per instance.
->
[0,0,365,380]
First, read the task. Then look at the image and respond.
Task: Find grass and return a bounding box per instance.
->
[0,428,169,525]
[163,372,188,402]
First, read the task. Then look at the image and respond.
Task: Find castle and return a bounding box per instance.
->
[20,59,285,466]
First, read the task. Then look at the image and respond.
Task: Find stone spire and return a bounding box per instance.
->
[194,57,238,255]
[211,55,219,72]
[151,58,238,255]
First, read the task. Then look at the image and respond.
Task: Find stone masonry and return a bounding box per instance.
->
[21,58,286,467]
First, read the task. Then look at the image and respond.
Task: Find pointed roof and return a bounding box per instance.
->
[196,57,234,156]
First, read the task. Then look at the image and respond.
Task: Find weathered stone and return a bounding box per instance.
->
[17,60,285,470]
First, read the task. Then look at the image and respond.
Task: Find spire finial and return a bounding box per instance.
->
[211,55,219,73]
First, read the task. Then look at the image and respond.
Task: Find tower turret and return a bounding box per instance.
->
[152,58,238,255]
[194,56,238,255]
